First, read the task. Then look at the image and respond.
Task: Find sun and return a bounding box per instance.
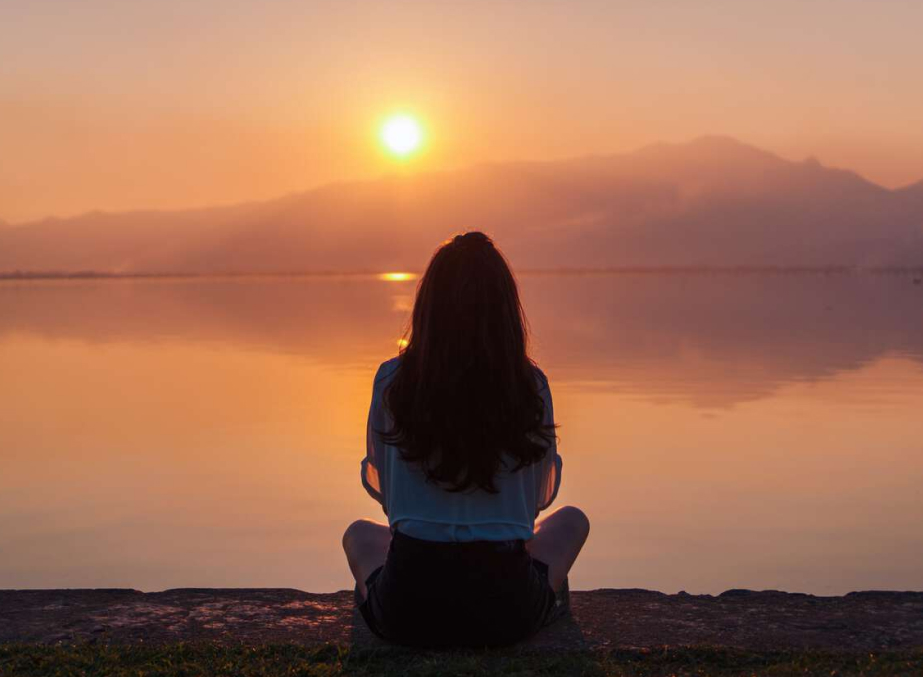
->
[380,114,423,157]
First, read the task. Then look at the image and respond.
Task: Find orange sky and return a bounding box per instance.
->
[2,0,923,223]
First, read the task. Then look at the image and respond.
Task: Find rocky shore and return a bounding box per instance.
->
[2,588,922,651]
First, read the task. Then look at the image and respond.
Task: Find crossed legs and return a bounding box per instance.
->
[342,506,590,600]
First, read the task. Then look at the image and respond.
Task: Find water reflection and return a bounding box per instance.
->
[378,272,418,282]
[1,273,920,408]
[0,273,921,594]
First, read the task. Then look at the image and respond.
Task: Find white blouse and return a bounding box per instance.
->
[361,356,562,542]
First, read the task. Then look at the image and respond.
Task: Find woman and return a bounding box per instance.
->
[343,231,589,648]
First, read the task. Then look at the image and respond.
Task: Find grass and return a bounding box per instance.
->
[2,644,923,677]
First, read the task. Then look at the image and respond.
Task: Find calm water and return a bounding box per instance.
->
[1,273,922,594]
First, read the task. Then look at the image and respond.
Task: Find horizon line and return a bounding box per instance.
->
[3,266,923,282]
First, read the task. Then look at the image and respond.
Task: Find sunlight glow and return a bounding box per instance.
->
[380,115,423,157]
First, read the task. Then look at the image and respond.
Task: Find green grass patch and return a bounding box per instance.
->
[2,643,922,677]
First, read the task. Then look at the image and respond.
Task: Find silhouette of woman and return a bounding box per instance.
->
[343,231,589,648]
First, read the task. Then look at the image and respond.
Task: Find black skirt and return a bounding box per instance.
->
[357,529,566,648]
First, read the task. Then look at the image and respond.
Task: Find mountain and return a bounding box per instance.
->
[2,136,922,273]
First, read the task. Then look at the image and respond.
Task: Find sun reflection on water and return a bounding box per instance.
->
[378,272,417,282]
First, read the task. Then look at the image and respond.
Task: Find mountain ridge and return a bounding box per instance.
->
[6,136,912,229]
[2,136,922,272]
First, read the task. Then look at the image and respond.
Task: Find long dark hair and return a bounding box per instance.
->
[381,231,556,493]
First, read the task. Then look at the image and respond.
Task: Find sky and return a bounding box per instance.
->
[2,0,923,223]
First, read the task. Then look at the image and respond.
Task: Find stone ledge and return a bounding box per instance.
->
[2,588,922,651]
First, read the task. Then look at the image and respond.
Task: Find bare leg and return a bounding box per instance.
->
[526,505,590,592]
[342,519,391,601]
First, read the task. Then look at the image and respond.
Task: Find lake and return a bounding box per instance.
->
[1,272,922,595]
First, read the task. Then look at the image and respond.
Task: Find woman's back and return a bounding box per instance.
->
[363,356,562,542]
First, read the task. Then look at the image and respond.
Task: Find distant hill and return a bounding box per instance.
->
[2,136,922,273]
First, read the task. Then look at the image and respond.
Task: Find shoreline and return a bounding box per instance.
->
[3,587,922,650]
